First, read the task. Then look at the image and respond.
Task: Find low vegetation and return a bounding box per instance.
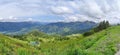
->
[0,34,41,55]
[0,21,120,55]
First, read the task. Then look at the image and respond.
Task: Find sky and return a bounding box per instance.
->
[0,0,120,24]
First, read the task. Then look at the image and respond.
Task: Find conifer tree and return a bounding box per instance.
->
[94,21,110,32]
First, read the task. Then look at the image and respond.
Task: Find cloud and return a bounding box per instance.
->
[63,14,99,22]
[0,0,120,24]
[0,0,48,18]
[82,0,104,18]
[0,16,35,22]
[62,0,120,24]
[51,6,73,15]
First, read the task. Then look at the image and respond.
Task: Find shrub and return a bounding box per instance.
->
[67,49,87,55]
[83,31,94,37]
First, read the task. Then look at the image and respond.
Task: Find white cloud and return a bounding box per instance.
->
[62,0,120,24]
[0,0,120,24]
[0,16,17,22]
[64,14,99,22]
[0,16,34,22]
[51,6,73,15]
[0,0,47,18]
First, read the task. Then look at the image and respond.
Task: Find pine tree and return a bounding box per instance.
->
[94,21,110,32]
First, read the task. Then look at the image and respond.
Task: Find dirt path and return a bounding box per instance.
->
[115,50,120,55]
[115,44,120,55]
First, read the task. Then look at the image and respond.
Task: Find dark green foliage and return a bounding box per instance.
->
[83,21,110,36]
[67,49,87,55]
[56,36,70,41]
[117,23,120,25]
[83,31,94,36]
[94,21,110,32]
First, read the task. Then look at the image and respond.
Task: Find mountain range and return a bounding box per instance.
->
[0,21,97,35]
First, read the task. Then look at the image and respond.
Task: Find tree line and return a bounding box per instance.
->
[83,21,110,36]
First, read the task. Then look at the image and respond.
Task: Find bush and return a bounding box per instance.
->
[83,31,94,37]
[67,49,87,55]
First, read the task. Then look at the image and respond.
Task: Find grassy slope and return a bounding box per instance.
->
[39,26,120,55]
[86,26,120,55]
[74,26,120,55]
[40,34,84,55]
[0,34,41,55]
